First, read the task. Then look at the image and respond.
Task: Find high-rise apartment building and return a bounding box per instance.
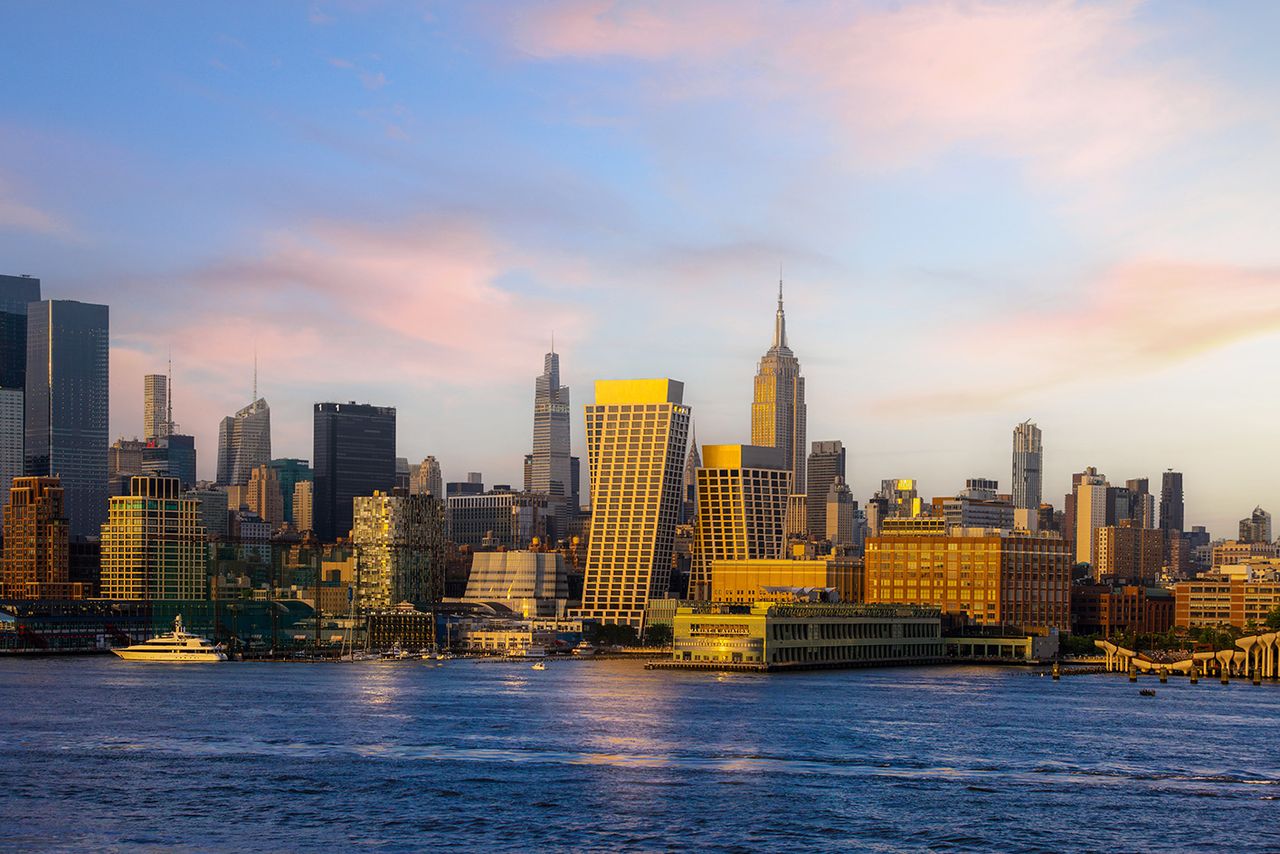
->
[216,398,271,486]
[1092,523,1164,583]
[689,444,791,600]
[184,486,229,540]
[1,476,75,599]
[409,456,443,498]
[529,349,572,534]
[25,299,109,539]
[751,284,806,501]
[824,476,856,546]
[0,275,40,499]
[143,373,169,441]
[100,476,207,600]
[352,491,446,610]
[1159,470,1184,534]
[246,463,284,528]
[313,402,397,542]
[1074,467,1109,566]
[579,379,691,629]
[806,440,846,538]
[1239,506,1272,544]
[292,480,314,534]
[1011,420,1042,510]
[268,458,312,525]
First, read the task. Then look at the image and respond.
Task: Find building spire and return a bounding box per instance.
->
[253,348,258,402]
[166,349,174,436]
[773,270,787,350]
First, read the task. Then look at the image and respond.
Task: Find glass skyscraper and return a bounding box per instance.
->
[216,398,271,486]
[25,299,109,539]
[313,402,396,542]
[0,275,41,498]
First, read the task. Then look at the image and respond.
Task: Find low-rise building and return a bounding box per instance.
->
[1211,540,1279,567]
[709,557,860,605]
[1071,584,1175,636]
[454,550,569,618]
[1173,574,1280,630]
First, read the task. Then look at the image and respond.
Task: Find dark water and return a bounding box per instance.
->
[2,657,1277,852]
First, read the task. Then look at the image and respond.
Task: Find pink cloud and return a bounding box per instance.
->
[871,259,1280,416]
[0,176,69,236]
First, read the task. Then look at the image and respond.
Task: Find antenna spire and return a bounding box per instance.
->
[166,348,173,436]
[253,349,258,402]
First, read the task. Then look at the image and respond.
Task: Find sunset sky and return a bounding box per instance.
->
[3,1,1278,536]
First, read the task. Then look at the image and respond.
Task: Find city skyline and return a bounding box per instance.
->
[3,2,1279,536]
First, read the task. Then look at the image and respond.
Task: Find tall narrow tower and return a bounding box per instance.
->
[143,374,168,441]
[751,280,806,497]
[530,347,571,538]
[1011,421,1042,510]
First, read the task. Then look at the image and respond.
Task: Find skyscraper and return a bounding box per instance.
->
[1,476,73,599]
[0,275,40,498]
[25,299,109,539]
[1159,470,1184,535]
[825,476,856,546]
[292,480,314,534]
[352,491,446,611]
[751,282,806,500]
[100,475,207,600]
[529,349,572,540]
[579,379,691,629]
[409,456,443,498]
[216,398,271,486]
[690,444,791,600]
[1239,506,1273,544]
[1011,420,1042,510]
[806,440,846,537]
[1074,467,1109,566]
[269,458,313,525]
[246,463,284,528]
[313,402,397,542]
[143,373,169,441]
[1125,478,1156,528]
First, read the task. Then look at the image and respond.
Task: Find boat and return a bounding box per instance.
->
[1139,689,1157,697]
[572,641,596,657]
[531,660,547,671]
[112,616,227,663]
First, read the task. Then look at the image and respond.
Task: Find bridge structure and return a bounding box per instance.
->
[1095,631,1278,680]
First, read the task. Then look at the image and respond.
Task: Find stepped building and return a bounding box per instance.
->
[750,282,806,504]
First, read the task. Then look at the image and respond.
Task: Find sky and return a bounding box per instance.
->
[2,0,1279,538]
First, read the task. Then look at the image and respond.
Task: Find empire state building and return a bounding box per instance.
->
[750,282,806,496]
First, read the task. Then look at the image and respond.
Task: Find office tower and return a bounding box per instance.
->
[530,348,572,499]
[216,398,271,486]
[0,276,40,498]
[184,486,229,540]
[1,476,73,599]
[446,480,483,498]
[313,402,397,542]
[569,455,581,509]
[878,479,923,518]
[864,529,1071,632]
[806,440,846,538]
[292,480,314,533]
[1239,506,1273,544]
[0,390,21,498]
[268,458,312,525]
[446,490,548,549]
[1074,467,1109,566]
[1125,478,1156,528]
[680,426,701,524]
[579,379,690,629]
[1159,470,1184,534]
[246,463,284,528]
[142,434,196,489]
[689,444,791,600]
[395,457,410,492]
[824,476,856,545]
[751,282,806,499]
[143,373,169,441]
[109,438,146,479]
[352,491,446,610]
[1093,523,1164,583]
[935,478,1015,530]
[409,456,443,498]
[25,299,109,539]
[467,472,482,485]
[1011,420,1042,510]
[100,476,207,600]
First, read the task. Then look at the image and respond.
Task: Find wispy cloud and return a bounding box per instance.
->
[0,176,70,237]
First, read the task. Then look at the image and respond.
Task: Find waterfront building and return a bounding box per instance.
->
[352,491,446,611]
[578,379,691,629]
[1073,467,1108,566]
[313,402,396,542]
[1071,584,1175,637]
[143,373,168,441]
[246,463,284,528]
[1239,506,1273,544]
[825,476,856,546]
[806,440,846,538]
[409,456,443,498]
[689,444,791,600]
[292,480,313,534]
[184,486,229,540]
[750,283,806,503]
[1,476,76,599]
[710,557,860,605]
[529,349,572,535]
[456,550,569,618]
[864,529,1072,632]
[25,299,109,539]
[0,276,40,499]
[100,476,207,600]
[1011,420,1042,510]
[1173,574,1280,630]
[1211,540,1279,567]
[268,458,312,525]
[1159,470,1184,535]
[1091,522,1164,583]
[667,601,942,670]
[446,490,548,549]
[216,397,271,486]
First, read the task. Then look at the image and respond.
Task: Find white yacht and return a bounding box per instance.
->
[112,616,227,663]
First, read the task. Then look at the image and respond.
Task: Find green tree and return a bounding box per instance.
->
[643,624,673,647]
[1265,606,1280,631]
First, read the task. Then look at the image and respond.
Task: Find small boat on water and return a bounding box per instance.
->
[531,660,547,671]
[1140,689,1157,697]
[112,616,227,663]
